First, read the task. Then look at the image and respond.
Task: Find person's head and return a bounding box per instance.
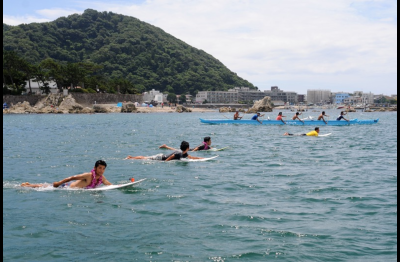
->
[340,111,344,115]
[257,112,260,116]
[204,136,212,145]
[315,127,320,133]
[278,112,282,115]
[180,141,190,152]
[94,160,107,176]
[322,111,325,115]
[296,112,300,115]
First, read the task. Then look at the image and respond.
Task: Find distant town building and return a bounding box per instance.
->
[24,79,58,94]
[334,93,350,104]
[143,89,167,103]
[307,89,331,104]
[195,86,298,104]
[343,91,374,105]
[297,94,306,103]
[262,86,298,104]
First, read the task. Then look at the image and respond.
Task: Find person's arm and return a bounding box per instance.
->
[53,172,90,187]
[187,155,204,159]
[164,154,176,161]
[159,144,177,150]
[102,176,112,185]
[281,119,286,124]
[323,117,327,124]
[192,146,200,151]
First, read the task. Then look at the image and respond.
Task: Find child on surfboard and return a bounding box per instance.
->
[20,160,113,189]
[126,141,204,161]
[159,137,212,151]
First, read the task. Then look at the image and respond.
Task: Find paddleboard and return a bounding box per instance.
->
[86,178,146,191]
[208,147,229,152]
[180,155,219,162]
[318,133,332,137]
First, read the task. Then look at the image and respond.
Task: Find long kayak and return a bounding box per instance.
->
[199,118,379,126]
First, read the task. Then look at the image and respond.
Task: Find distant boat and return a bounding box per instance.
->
[337,106,344,109]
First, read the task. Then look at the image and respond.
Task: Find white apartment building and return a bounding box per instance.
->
[143,89,167,103]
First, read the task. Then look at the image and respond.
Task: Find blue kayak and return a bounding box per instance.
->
[199,118,379,126]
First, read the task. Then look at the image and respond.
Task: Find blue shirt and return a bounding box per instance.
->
[251,114,258,120]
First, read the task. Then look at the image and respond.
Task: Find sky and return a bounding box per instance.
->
[3,0,397,96]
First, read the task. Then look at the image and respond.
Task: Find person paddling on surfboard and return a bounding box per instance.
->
[283,127,320,136]
[20,160,113,189]
[251,112,264,124]
[159,137,212,151]
[126,141,204,161]
[318,111,329,124]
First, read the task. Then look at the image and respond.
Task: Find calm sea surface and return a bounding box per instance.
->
[3,110,397,261]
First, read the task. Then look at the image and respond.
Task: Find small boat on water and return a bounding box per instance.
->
[199,118,379,126]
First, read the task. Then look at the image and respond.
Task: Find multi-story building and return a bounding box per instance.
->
[307,89,331,104]
[334,93,350,104]
[143,89,167,103]
[297,94,306,103]
[263,86,298,104]
[195,86,298,104]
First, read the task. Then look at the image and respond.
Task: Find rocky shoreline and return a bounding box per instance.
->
[3,94,215,114]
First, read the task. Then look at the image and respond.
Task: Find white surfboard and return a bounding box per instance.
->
[86,178,147,191]
[179,155,219,162]
[318,133,332,137]
[208,147,229,152]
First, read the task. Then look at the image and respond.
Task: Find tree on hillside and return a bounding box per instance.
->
[179,93,187,104]
[167,93,177,103]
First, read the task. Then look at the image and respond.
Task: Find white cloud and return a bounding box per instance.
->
[3,0,397,94]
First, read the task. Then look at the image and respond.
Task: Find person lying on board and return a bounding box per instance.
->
[20,160,112,189]
[283,127,320,136]
[276,112,286,124]
[318,111,329,124]
[159,137,212,151]
[233,111,242,120]
[251,112,265,124]
[126,141,204,161]
[292,112,304,123]
[336,111,349,122]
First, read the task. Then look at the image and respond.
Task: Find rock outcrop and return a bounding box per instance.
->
[121,102,137,113]
[219,107,236,113]
[175,105,192,113]
[246,96,273,113]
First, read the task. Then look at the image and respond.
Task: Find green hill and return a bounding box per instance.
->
[3,9,256,95]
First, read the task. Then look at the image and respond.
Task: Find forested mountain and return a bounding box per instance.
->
[3,9,256,95]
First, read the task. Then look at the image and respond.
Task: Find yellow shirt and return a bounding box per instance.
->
[306,130,319,136]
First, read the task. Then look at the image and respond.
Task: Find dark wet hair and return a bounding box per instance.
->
[95,160,107,168]
[340,111,344,114]
[204,137,211,142]
[315,127,319,131]
[278,112,282,115]
[322,111,325,114]
[180,141,190,151]
[296,112,300,115]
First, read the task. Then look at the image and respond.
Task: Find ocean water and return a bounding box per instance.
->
[3,110,397,261]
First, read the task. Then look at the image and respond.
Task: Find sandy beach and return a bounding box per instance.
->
[118,104,218,113]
